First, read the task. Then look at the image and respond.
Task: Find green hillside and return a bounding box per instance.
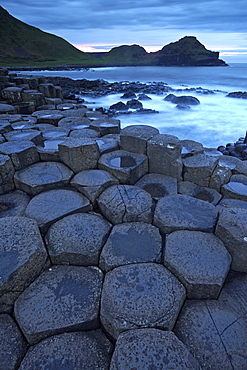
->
[0,6,95,67]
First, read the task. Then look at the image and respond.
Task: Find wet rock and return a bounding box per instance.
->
[24,189,92,234]
[138,93,152,100]
[98,150,148,184]
[216,197,247,211]
[58,116,91,130]
[14,161,74,195]
[19,330,112,370]
[174,300,247,370]
[120,124,159,154]
[71,169,119,204]
[164,93,200,105]
[21,90,45,106]
[0,140,39,170]
[35,112,64,125]
[62,107,88,117]
[135,173,177,201]
[221,174,247,201]
[215,207,247,272]
[38,83,57,98]
[0,191,30,218]
[37,138,68,161]
[58,137,100,173]
[181,139,204,158]
[176,103,191,110]
[126,99,143,109]
[98,185,153,224]
[0,121,12,134]
[4,129,43,146]
[0,216,49,312]
[41,127,69,140]
[45,213,111,265]
[209,163,232,192]
[0,103,16,113]
[0,154,15,194]
[154,194,218,234]
[96,136,119,154]
[121,91,137,99]
[99,222,162,272]
[183,153,219,187]
[178,181,222,205]
[69,128,100,139]
[0,314,27,370]
[14,265,103,344]
[164,230,231,299]
[101,263,186,339]
[147,134,183,180]
[110,329,200,370]
[109,102,129,111]
[89,118,121,136]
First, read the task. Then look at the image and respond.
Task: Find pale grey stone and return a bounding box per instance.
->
[120,124,159,154]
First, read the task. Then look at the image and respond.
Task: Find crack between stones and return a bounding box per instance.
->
[205,302,235,370]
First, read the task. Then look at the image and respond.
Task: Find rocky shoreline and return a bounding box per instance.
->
[0,67,247,369]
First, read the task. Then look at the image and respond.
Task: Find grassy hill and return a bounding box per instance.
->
[0,6,95,67]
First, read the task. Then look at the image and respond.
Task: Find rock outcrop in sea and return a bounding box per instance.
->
[0,67,247,369]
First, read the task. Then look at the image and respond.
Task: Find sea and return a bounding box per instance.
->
[16,64,247,148]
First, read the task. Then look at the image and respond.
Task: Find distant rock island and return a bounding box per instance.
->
[0,5,227,68]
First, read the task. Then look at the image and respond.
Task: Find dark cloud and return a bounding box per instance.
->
[1,0,246,33]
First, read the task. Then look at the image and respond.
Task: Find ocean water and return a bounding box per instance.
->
[17,64,247,148]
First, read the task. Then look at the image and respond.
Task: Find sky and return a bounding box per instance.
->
[1,0,247,63]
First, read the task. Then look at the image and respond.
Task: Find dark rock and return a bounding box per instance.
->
[0,140,39,170]
[14,265,103,344]
[58,116,91,130]
[138,93,152,100]
[99,222,162,272]
[120,124,159,154]
[154,194,218,234]
[0,190,30,218]
[98,185,153,224]
[164,93,200,105]
[19,331,112,370]
[164,230,231,299]
[183,153,219,187]
[126,99,143,109]
[0,154,15,194]
[227,91,247,99]
[178,181,222,205]
[101,263,186,339]
[120,91,137,99]
[135,173,177,201]
[221,174,247,201]
[45,213,111,265]
[109,102,129,111]
[89,118,121,135]
[0,314,28,369]
[176,104,191,110]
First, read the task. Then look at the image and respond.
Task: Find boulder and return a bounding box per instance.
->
[109,101,129,111]
[164,93,200,105]
[126,99,143,109]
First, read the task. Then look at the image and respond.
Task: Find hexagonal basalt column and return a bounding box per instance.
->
[98,185,153,224]
[110,329,200,370]
[2,87,23,102]
[24,189,92,234]
[164,230,231,299]
[14,161,73,195]
[135,173,177,202]
[215,207,247,272]
[221,174,247,201]
[89,118,120,136]
[120,124,159,154]
[0,154,15,194]
[99,222,162,272]
[4,129,43,146]
[18,331,112,370]
[98,150,148,184]
[0,314,27,369]
[0,141,39,170]
[0,217,49,313]
[209,163,232,192]
[35,112,64,126]
[70,169,119,204]
[147,134,183,180]
[58,116,91,130]
[183,153,219,187]
[58,137,100,173]
[181,139,204,158]
[178,181,222,205]
[174,300,247,370]
[0,191,30,218]
[45,213,111,266]
[100,263,186,339]
[14,265,103,344]
[154,194,218,234]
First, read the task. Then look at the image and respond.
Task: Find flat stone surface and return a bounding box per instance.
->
[58,116,91,129]
[99,222,162,272]
[15,265,103,344]
[0,314,27,370]
[41,127,69,140]
[98,185,153,224]
[110,329,200,370]
[98,149,148,184]
[183,153,219,187]
[45,213,111,265]
[174,300,247,370]
[24,189,92,234]
[221,174,247,201]
[58,137,100,173]
[120,124,159,154]
[4,129,43,146]
[178,181,222,205]
[0,140,39,170]
[96,137,119,154]
[0,216,49,312]
[0,190,30,218]
[101,263,186,339]
[181,139,204,158]
[89,118,120,135]
[14,161,73,195]
[0,103,15,113]
[19,330,112,370]
[71,169,119,204]
[215,207,247,272]
[154,194,218,234]
[135,173,177,201]
[164,230,231,299]
[69,128,100,138]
